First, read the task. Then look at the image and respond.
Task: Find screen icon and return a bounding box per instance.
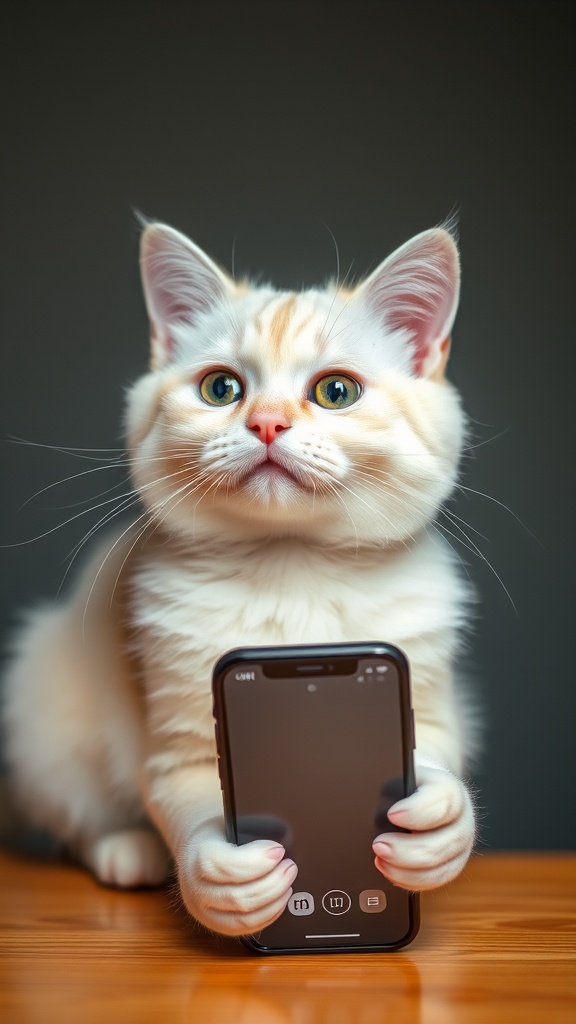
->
[322,890,352,915]
[359,889,387,913]
[288,892,315,916]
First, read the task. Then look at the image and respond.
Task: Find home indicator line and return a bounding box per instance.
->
[305,933,361,939]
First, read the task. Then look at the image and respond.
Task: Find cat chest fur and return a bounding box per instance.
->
[129,535,464,743]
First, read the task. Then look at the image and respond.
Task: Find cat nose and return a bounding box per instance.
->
[246,413,291,445]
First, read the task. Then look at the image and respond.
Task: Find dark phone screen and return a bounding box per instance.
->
[219,654,416,951]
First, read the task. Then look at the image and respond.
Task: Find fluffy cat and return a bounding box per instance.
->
[2,222,476,936]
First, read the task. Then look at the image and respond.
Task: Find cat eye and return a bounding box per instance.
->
[199,370,244,407]
[311,373,362,410]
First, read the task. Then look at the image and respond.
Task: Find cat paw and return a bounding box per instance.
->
[372,759,475,890]
[179,820,298,935]
[84,828,171,888]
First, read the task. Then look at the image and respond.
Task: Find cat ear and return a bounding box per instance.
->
[140,223,234,368]
[358,228,460,379]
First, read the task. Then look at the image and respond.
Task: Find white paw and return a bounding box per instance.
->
[86,828,171,888]
[372,758,476,890]
[179,819,298,936]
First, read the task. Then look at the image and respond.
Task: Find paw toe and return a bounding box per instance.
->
[87,829,170,888]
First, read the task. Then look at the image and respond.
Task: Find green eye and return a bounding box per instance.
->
[199,370,244,406]
[312,373,362,410]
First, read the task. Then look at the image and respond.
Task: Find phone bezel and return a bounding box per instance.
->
[212,641,420,955]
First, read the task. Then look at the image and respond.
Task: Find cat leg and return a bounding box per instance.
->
[2,602,170,889]
[373,753,476,890]
[370,655,477,891]
[372,709,476,889]
[143,756,298,935]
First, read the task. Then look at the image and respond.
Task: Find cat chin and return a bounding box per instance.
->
[239,461,315,500]
[152,494,431,549]
[224,478,317,524]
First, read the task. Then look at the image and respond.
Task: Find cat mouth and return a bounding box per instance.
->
[244,454,311,491]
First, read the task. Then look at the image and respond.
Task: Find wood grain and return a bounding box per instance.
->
[0,850,574,1023]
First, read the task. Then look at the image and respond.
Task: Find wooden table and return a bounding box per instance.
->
[0,849,574,1023]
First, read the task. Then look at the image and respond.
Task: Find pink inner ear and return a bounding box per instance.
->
[384,271,456,375]
[150,281,190,358]
[149,320,174,368]
[140,224,230,367]
[362,229,460,377]
[155,281,203,328]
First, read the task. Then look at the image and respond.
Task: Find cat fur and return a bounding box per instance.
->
[2,222,477,935]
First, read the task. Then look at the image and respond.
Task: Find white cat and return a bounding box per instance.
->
[2,222,476,936]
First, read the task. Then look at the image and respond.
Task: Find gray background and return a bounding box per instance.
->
[1,0,574,849]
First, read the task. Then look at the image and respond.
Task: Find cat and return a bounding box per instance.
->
[2,221,476,936]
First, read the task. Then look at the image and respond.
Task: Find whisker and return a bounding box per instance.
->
[323,220,341,286]
[143,467,220,545]
[318,221,342,342]
[59,463,198,593]
[82,511,154,637]
[65,461,196,561]
[104,469,215,615]
[19,461,128,510]
[1,489,141,549]
[344,464,499,585]
[323,479,360,550]
[48,477,129,511]
[456,484,536,540]
[459,427,510,454]
[109,513,163,613]
[352,464,497,554]
[435,511,517,614]
[8,436,127,461]
[439,505,490,543]
[15,444,207,512]
[62,490,142,566]
[333,478,411,550]
[77,466,208,619]
[58,493,143,598]
[324,310,375,347]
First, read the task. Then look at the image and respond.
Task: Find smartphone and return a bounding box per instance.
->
[212,642,419,954]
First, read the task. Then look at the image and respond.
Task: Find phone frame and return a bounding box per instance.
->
[212,641,420,955]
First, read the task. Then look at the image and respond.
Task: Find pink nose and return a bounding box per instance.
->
[247,413,291,445]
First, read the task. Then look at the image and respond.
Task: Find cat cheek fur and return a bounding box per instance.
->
[2,222,478,926]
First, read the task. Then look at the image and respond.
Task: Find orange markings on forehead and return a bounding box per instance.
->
[291,311,315,340]
[267,295,297,357]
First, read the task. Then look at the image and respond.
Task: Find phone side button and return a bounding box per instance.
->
[217,757,223,789]
[411,709,416,749]
[214,722,221,753]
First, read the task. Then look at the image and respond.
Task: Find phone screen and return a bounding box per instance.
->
[215,646,418,952]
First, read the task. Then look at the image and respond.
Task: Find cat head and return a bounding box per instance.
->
[126,222,464,546]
